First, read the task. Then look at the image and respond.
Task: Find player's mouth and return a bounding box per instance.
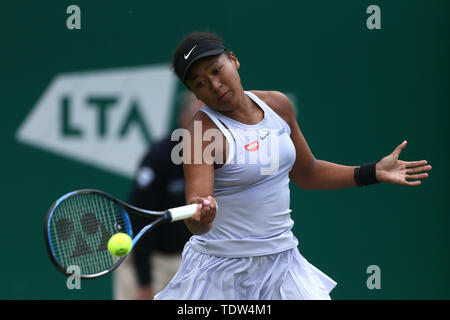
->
[218,90,231,102]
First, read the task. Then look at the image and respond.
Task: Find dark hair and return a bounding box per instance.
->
[172,31,231,84]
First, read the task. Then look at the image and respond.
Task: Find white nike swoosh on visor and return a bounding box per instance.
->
[184,45,197,60]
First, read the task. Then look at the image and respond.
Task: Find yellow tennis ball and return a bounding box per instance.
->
[107,233,132,257]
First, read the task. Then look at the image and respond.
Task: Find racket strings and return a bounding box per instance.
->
[49,193,128,276]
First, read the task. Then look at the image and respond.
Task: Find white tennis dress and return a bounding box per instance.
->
[155,91,336,300]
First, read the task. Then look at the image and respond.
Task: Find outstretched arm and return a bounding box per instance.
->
[260,91,431,189]
[291,140,431,190]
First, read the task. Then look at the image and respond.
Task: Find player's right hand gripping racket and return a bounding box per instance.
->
[44,189,198,279]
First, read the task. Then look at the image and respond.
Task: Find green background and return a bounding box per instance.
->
[1,0,449,299]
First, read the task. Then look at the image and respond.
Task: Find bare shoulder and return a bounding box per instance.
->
[249,90,295,127]
[186,106,227,167]
[188,108,220,133]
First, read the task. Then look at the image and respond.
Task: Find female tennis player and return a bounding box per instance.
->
[155,32,431,300]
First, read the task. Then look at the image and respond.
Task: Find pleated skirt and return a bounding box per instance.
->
[154,242,336,300]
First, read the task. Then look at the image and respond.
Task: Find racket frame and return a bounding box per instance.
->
[44,189,178,279]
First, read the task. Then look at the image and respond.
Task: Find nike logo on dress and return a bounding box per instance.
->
[260,131,270,140]
[184,45,197,60]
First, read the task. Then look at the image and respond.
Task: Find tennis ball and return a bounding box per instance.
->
[107,233,132,257]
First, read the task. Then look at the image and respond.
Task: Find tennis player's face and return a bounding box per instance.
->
[186,53,242,112]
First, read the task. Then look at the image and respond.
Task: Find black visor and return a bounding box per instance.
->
[174,39,225,83]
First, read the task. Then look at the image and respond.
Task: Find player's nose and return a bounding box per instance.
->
[210,77,222,92]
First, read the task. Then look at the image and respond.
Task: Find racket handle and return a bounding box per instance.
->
[168,203,198,222]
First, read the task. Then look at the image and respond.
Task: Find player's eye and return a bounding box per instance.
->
[213,66,223,74]
[196,80,206,88]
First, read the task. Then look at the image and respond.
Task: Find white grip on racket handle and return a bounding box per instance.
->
[169,204,198,222]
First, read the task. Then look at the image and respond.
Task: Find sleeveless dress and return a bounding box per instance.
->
[155,91,336,299]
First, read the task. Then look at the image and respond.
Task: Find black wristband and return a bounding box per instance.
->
[354,162,380,187]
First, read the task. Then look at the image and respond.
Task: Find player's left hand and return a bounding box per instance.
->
[376,140,432,186]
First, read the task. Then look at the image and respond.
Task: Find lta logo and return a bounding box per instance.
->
[16,65,177,178]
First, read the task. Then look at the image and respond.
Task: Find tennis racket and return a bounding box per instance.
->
[44,189,198,279]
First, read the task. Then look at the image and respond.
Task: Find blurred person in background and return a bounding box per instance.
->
[113,91,204,299]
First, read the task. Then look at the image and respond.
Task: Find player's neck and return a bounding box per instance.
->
[223,91,263,125]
